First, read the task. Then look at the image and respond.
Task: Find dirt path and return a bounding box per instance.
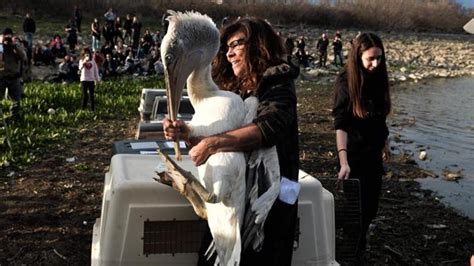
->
[1,81,473,265]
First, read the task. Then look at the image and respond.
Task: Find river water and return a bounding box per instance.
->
[390,77,474,219]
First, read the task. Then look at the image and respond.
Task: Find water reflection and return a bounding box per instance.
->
[390,77,474,219]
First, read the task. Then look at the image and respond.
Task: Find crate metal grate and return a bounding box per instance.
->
[143,220,207,255]
[319,178,362,264]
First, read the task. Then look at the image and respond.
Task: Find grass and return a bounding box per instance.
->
[0,77,164,169]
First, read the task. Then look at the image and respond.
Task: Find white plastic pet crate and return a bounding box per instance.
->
[91,153,338,266]
[136,88,194,139]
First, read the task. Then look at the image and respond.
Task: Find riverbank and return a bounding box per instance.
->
[281,27,474,86]
[297,81,474,264]
[1,78,473,264]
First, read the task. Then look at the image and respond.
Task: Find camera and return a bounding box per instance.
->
[3,36,13,45]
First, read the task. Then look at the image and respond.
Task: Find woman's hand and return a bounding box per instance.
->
[382,141,391,162]
[163,118,190,143]
[337,163,350,180]
[189,137,216,166]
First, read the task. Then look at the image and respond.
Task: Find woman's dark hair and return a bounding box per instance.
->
[212,17,286,92]
[344,32,391,118]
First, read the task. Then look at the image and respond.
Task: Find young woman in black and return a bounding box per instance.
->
[332,32,391,263]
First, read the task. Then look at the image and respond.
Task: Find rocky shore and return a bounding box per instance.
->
[280,27,474,85]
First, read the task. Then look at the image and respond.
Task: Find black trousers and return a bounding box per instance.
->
[81,81,95,110]
[351,172,382,256]
[319,51,328,67]
[197,199,298,266]
[347,151,384,261]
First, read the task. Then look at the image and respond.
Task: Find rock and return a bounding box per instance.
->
[419,151,427,160]
[427,224,447,229]
[443,171,462,181]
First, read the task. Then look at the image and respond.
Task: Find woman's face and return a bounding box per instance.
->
[226,31,247,78]
[361,47,383,73]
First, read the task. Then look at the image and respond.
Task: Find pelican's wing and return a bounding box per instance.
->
[241,146,280,252]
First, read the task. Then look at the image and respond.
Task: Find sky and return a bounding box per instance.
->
[457,0,474,8]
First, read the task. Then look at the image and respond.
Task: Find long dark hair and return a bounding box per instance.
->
[343,32,391,118]
[212,17,286,92]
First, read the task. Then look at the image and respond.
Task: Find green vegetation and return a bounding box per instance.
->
[0,77,164,169]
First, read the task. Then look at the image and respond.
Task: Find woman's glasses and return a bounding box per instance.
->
[226,38,246,51]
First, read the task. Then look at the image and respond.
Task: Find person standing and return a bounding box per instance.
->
[114,16,124,44]
[131,15,142,49]
[296,35,309,68]
[332,32,391,264]
[73,5,82,33]
[284,34,295,62]
[317,32,329,67]
[163,17,300,266]
[65,19,78,52]
[78,48,100,110]
[102,21,115,47]
[22,13,36,49]
[333,33,344,66]
[104,7,116,26]
[91,18,101,52]
[0,28,27,118]
[122,14,133,46]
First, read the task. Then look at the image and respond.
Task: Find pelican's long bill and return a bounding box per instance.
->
[163,56,187,160]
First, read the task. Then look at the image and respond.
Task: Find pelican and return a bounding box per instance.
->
[159,11,280,265]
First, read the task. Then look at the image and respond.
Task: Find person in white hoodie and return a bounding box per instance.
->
[79,47,100,110]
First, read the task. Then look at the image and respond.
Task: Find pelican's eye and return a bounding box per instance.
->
[165,53,174,65]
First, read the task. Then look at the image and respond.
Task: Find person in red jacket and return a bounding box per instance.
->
[50,34,66,58]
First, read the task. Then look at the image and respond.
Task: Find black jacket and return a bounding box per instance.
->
[333,39,342,52]
[23,18,36,33]
[317,38,329,52]
[242,63,300,181]
[332,70,389,174]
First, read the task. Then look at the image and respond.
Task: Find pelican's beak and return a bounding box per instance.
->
[164,51,202,120]
[164,59,186,120]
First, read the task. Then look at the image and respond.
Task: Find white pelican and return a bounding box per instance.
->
[160,11,280,265]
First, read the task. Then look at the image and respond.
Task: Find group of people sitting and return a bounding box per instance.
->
[29,8,165,83]
[41,40,164,84]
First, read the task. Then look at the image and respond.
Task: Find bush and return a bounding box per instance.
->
[1,0,471,33]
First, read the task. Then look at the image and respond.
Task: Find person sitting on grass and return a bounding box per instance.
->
[102,53,118,79]
[50,34,66,59]
[32,43,55,66]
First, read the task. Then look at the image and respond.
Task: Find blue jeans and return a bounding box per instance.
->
[334,50,344,66]
[25,32,34,48]
[92,36,100,51]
